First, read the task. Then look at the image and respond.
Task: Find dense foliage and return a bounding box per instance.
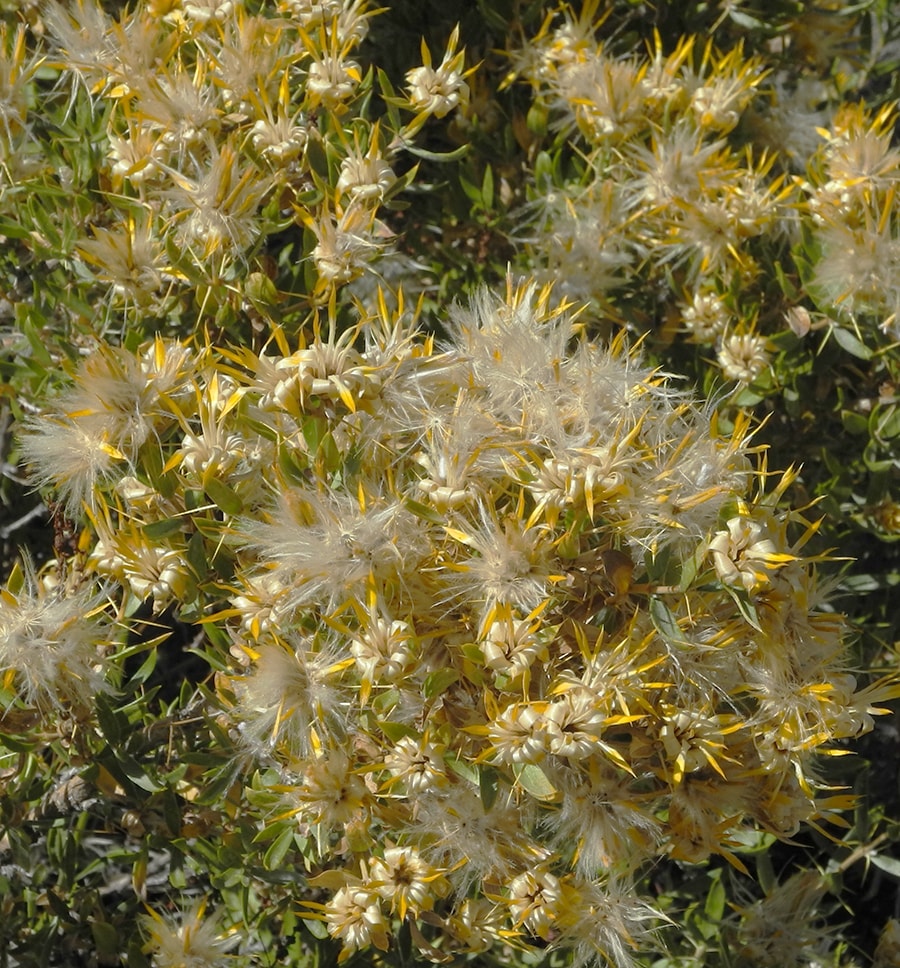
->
[1,2,900,967]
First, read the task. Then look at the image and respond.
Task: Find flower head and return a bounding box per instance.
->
[234,633,349,758]
[406,26,471,119]
[682,289,729,342]
[337,139,395,204]
[324,883,389,959]
[240,485,428,614]
[141,899,238,968]
[717,332,770,384]
[368,846,449,918]
[709,509,791,592]
[0,560,112,712]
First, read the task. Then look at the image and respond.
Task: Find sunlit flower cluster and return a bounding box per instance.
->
[511,2,900,376]
[513,10,782,318]
[801,102,900,333]
[18,280,895,965]
[32,0,469,320]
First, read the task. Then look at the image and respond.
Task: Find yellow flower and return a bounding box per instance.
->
[304,201,384,290]
[406,26,471,119]
[42,0,115,94]
[687,43,767,133]
[443,503,560,632]
[384,735,448,794]
[507,868,563,941]
[350,609,416,687]
[709,511,785,591]
[167,142,271,262]
[20,416,123,518]
[182,0,241,25]
[107,125,167,188]
[488,701,549,765]
[324,884,389,960]
[77,215,166,306]
[682,289,729,341]
[716,332,770,385]
[291,748,370,828]
[0,559,111,712]
[337,141,396,204]
[234,634,349,758]
[368,846,449,918]
[141,899,238,968]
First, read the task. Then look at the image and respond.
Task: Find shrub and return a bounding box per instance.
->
[8,280,898,965]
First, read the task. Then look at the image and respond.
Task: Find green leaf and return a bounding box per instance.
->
[513,762,558,801]
[303,917,330,940]
[840,409,869,435]
[46,890,72,922]
[205,477,243,516]
[863,440,894,473]
[481,164,494,210]
[376,65,397,99]
[264,824,298,869]
[186,530,207,580]
[480,765,499,811]
[773,261,799,300]
[379,720,416,743]
[732,386,766,407]
[873,404,900,440]
[315,430,341,472]
[0,732,34,753]
[871,854,900,879]
[0,218,32,240]
[446,754,479,786]
[142,517,184,541]
[21,316,53,367]
[423,667,458,699]
[832,326,873,359]
[305,134,330,180]
[527,100,549,136]
[107,750,163,794]
[729,828,777,852]
[193,764,238,806]
[403,497,444,525]
[646,546,676,585]
[95,696,121,744]
[193,516,230,539]
[383,163,419,205]
[677,545,707,592]
[704,871,725,922]
[91,920,119,961]
[533,150,555,185]
[459,172,482,206]
[126,648,158,686]
[301,414,327,452]
[729,587,763,632]
[727,8,764,28]
[649,596,692,648]
[404,142,469,162]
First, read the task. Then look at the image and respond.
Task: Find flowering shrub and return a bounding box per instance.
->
[0,0,470,352]
[509,2,900,374]
[6,280,896,965]
[2,2,900,967]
